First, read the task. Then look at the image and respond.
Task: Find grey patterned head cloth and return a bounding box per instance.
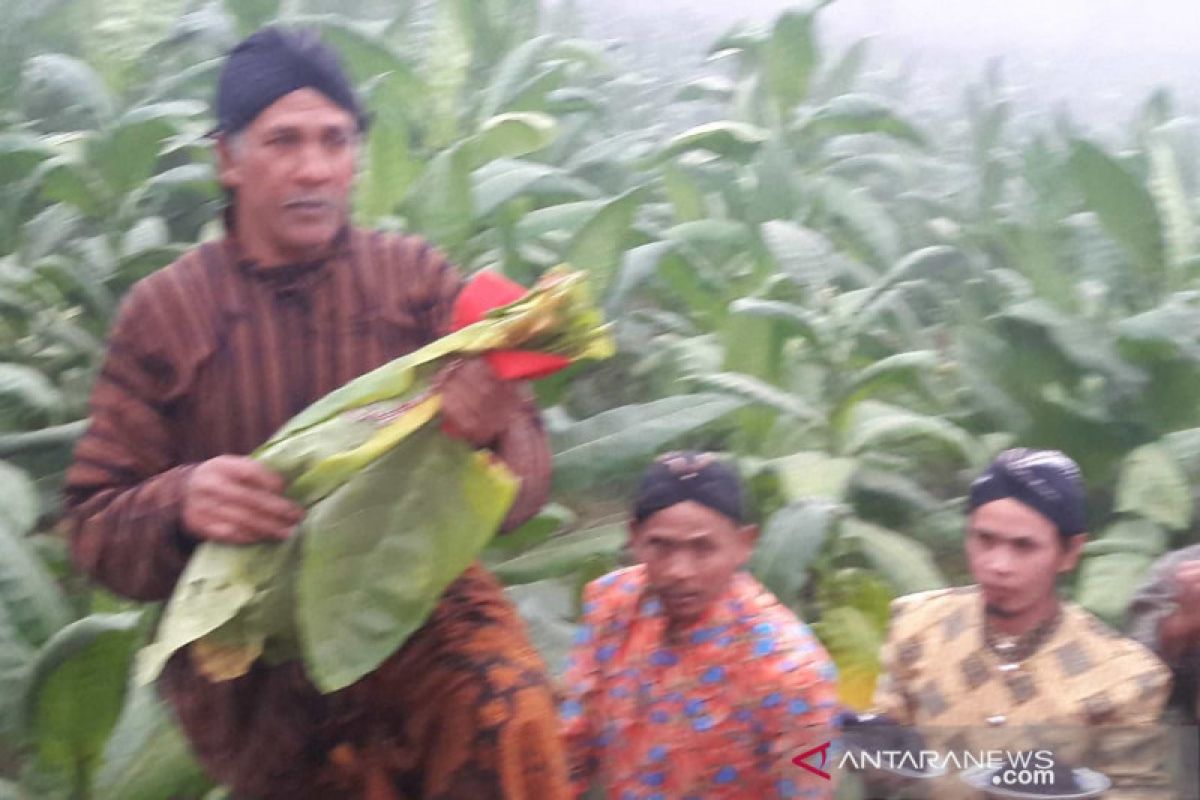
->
[968,448,1086,538]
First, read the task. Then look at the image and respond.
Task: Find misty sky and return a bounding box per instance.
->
[581,0,1200,120]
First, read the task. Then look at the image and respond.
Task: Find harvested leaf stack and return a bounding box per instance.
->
[139,267,613,692]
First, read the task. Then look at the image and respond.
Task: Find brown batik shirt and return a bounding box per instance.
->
[64,228,570,800]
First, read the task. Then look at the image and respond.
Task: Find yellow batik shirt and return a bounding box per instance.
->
[872,586,1174,799]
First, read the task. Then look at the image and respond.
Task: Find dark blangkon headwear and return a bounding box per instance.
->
[633,451,745,525]
[968,448,1086,538]
[213,26,368,136]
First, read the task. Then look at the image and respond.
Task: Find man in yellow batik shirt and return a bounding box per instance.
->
[871,449,1173,799]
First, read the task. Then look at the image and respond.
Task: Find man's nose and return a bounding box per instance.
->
[662,551,696,581]
[295,144,335,183]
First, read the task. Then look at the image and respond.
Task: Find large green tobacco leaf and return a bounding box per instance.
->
[93,681,212,800]
[763,9,818,114]
[298,425,517,691]
[550,393,748,491]
[0,459,39,540]
[1068,138,1165,286]
[1115,444,1192,531]
[750,500,839,607]
[798,94,927,147]
[653,122,769,164]
[840,518,947,596]
[25,613,143,795]
[1077,520,1167,627]
[490,523,624,586]
[568,187,644,298]
[0,498,70,650]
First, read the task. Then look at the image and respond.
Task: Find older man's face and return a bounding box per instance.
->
[218,87,358,264]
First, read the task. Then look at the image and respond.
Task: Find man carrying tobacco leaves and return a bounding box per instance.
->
[64,26,574,800]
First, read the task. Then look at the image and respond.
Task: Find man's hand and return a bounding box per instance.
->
[182,455,305,544]
[435,358,521,447]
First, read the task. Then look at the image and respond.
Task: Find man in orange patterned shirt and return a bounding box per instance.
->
[561,452,839,799]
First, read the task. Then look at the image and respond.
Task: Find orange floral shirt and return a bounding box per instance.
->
[561,565,839,799]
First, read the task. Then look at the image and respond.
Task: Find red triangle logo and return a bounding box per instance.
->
[792,741,833,780]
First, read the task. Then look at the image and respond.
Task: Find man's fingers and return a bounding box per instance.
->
[196,479,304,526]
[217,457,289,494]
[204,507,294,542]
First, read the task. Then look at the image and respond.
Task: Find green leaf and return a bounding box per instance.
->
[90,101,203,197]
[1148,131,1197,278]
[483,503,577,563]
[997,300,1143,387]
[763,9,818,113]
[799,94,926,147]
[491,524,625,585]
[504,579,577,675]
[477,35,554,120]
[1083,518,1167,558]
[728,298,826,351]
[815,39,871,101]
[568,187,645,298]
[760,220,842,286]
[93,680,212,800]
[424,0,471,147]
[299,426,517,691]
[815,567,891,696]
[816,176,900,268]
[606,241,682,315]
[356,76,421,223]
[120,217,169,259]
[674,77,735,104]
[750,500,838,605]
[224,0,279,35]
[0,606,36,737]
[654,121,769,164]
[25,613,143,793]
[32,158,106,218]
[469,112,560,168]
[0,488,70,652]
[691,372,820,423]
[663,163,706,223]
[841,401,977,468]
[516,199,605,244]
[551,394,748,491]
[0,460,39,537]
[405,144,473,255]
[770,451,857,502]
[834,351,937,424]
[0,363,63,430]
[1076,545,1161,627]
[1117,295,1200,364]
[21,54,113,129]
[840,517,946,595]
[1115,444,1192,530]
[0,134,54,186]
[848,469,941,530]
[472,159,597,219]
[1068,138,1165,283]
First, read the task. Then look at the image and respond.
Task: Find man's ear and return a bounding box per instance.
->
[740,523,760,547]
[215,134,242,188]
[627,519,644,561]
[1060,532,1087,573]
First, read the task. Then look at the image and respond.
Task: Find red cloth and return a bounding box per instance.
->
[451,271,572,381]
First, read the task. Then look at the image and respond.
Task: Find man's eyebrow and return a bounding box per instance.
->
[969,526,1036,544]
